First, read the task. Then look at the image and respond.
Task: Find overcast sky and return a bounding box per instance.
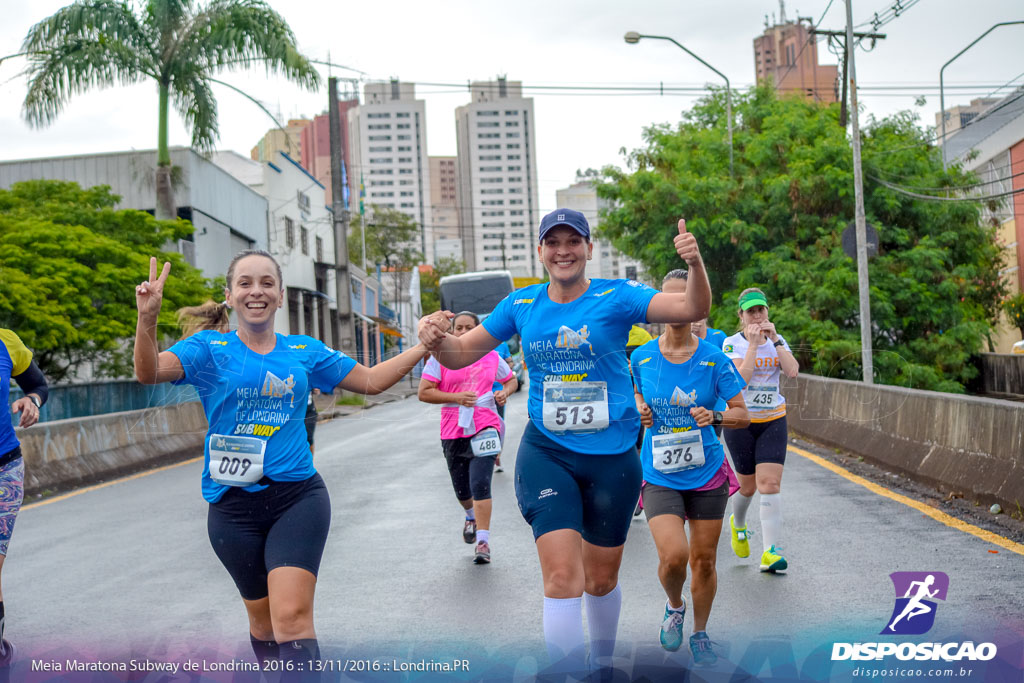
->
[1,0,1020,214]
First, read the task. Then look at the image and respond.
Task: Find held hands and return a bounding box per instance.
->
[136,257,171,320]
[673,219,702,266]
[638,402,653,428]
[418,310,453,350]
[11,397,39,429]
[455,390,477,408]
[689,406,713,428]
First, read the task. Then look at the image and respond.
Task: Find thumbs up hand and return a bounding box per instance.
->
[673,219,701,266]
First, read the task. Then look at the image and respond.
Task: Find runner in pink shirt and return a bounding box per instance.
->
[418,311,518,564]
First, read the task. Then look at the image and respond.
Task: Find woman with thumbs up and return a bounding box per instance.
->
[417,209,710,676]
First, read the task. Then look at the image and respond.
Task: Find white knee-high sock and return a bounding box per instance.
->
[760,493,783,549]
[584,584,621,670]
[544,597,585,673]
[733,492,754,528]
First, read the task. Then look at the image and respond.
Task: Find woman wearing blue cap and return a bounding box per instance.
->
[419,208,710,675]
[721,288,799,573]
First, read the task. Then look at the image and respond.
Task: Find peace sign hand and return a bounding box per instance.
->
[136,257,171,321]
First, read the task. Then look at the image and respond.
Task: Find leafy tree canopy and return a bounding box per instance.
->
[0,180,220,381]
[598,86,1006,392]
[347,205,423,271]
[420,255,467,314]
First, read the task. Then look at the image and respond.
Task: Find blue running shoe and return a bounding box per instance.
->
[689,631,717,666]
[659,600,686,652]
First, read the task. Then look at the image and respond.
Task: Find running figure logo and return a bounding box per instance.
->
[669,386,697,407]
[556,325,596,356]
[882,571,949,635]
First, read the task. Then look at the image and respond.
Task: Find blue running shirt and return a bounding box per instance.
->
[492,341,511,393]
[483,279,657,454]
[169,330,356,502]
[704,327,728,350]
[631,337,744,490]
[0,330,33,456]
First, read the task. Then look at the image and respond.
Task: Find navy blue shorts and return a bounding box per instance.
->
[207,473,330,600]
[724,415,788,476]
[514,421,642,548]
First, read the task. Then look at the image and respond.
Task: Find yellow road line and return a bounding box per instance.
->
[22,457,202,510]
[790,445,1024,557]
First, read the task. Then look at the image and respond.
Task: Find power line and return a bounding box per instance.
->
[870,174,1024,202]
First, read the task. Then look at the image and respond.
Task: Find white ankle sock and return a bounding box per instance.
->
[476,529,490,544]
[760,493,782,549]
[584,584,621,670]
[543,596,585,673]
[733,492,754,528]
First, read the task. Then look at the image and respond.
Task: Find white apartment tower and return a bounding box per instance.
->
[348,80,433,262]
[556,177,645,282]
[455,78,541,277]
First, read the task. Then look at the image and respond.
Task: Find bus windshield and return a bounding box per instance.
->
[440,272,514,316]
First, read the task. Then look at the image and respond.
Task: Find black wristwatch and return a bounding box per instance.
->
[29,395,41,409]
[773,339,785,348]
[712,410,724,426]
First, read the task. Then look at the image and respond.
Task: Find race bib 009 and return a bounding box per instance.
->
[209,434,265,486]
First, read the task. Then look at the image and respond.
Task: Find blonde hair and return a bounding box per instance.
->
[177,300,230,338]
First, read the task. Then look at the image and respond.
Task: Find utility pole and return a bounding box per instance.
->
[844,0,874,383]
[810,28,885,128]
[329,77,357,356]
[500,233,507,270]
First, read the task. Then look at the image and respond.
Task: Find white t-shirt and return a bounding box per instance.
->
[722,332,790,422]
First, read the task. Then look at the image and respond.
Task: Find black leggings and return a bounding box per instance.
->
[441,438,495,501]
[723,416,788,476]
[207,474,331,600]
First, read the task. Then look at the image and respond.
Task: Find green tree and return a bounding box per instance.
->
[21,0,319,220]
[599,86,1005,392]
[0,180,219,381]
[420,255,466,314]
[347,205,423,270]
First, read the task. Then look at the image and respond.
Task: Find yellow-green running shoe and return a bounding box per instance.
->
[759,545,788,573]
[729,514,750,558]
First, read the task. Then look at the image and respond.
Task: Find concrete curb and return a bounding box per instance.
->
[18,387,420,498]
[783,374,1024,511]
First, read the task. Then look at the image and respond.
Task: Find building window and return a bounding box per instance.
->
[478,144,501,150]
[368,124,391,130]
[300,226,309,255]
[316,236,323,262]
[369,146,392,152]
[506,132,521,138]
[397,134,411,140]
[396,112,410,118]
[477,110,499,116]
[285,217,295,248]
[297,191,310,213]
[478,121,500,128]
[478,133,500,139]
[369,135,391,141]
[367,112,391,119]
[507,143,521,149]
[396,123,411,129]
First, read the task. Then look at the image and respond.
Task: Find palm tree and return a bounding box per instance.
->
[21,0,320,220]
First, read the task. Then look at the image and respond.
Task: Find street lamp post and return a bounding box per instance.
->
[939,21,1024,171]
[624,31,733,177]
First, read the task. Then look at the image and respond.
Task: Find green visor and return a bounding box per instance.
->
[739,292,768,310]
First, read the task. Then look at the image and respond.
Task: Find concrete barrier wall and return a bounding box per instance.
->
[979,353,1024,397]
[783,375,1024,510]
[18,401,208,496]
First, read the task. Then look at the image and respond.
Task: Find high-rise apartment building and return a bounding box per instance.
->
[556,178,644,282]
[935,97,1001,137]
[429,156,462,262]
[455,78,541,277]
[753,8,838,103]
[347,80,433,262]
[300,99,359,205]
[251,118,310,162]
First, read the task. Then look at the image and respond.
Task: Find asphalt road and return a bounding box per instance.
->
[7,392,1023,680]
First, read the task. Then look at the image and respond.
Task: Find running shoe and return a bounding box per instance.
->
[689,631,717,666]
[494,458,504,473]
[462,518,477,544]
[759,545,788,573]
[474,541,491,564]
[659,600,686,652]
[0,639,15,667]
[729,514,750,558]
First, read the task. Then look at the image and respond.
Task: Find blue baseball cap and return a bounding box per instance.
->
[538,208,591,243]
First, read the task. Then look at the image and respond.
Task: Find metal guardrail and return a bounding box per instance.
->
[9,380,198,426]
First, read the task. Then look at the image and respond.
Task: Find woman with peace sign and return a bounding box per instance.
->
[418,210,711,676]
[134,250,428,678]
